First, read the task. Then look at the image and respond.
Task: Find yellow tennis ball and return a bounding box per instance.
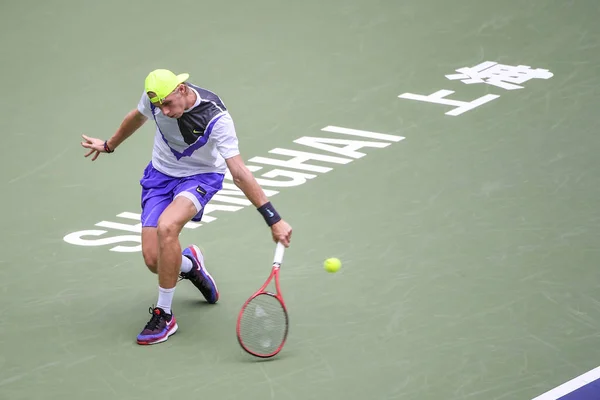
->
[324,258,341,273]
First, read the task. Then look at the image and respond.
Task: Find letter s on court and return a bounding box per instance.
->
[63,230,141,252]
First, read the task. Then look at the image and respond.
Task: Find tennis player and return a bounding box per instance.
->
[80,69,292,345]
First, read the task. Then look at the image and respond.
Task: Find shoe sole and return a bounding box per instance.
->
[189,245,219,304]
[137,322,179,345]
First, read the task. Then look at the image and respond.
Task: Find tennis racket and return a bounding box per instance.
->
[236,242,288,358]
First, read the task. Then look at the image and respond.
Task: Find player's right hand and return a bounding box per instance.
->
[271,220,292,248]
[81,134,108,161]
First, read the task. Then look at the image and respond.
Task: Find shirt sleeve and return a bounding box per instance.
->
[210,112,240,159]
[137,91,153,119]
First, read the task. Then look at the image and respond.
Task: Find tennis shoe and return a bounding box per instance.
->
[180,245,219,304]
[137,306,178,345]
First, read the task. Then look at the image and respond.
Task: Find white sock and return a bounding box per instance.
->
[180,254,193,273]
[157,286,175,314]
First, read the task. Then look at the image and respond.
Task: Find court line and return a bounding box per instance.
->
[532,366,600,399]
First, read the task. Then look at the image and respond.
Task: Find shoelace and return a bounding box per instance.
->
[144,307,165,330]
[178,267,211,294]
[178,258,196,282]
[177,270,194,283]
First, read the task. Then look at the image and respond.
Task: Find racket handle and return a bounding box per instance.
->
[273,242,285,265]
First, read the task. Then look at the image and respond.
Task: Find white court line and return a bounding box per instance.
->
[532,366,600,400]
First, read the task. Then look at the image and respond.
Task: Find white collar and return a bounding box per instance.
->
[184,87,201,113]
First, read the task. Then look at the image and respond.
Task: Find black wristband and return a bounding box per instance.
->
[257,202,281,227]
[104,140,114,153]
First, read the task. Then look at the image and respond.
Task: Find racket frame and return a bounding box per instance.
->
[236,243,288,358]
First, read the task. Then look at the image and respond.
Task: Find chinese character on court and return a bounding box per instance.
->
[445,61,553,90]
[398,90,499,116]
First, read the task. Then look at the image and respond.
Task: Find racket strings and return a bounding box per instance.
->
[239,294,287,356]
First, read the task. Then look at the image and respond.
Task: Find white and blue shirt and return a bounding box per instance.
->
[137,83,240,177]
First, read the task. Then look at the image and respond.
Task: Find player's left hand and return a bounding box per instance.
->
[271,220,292,247]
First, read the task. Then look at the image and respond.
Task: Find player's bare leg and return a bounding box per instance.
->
[141,227,158,274]
[141,204,219,304]
[136,196,196,345]
[155,196,196,289]
[137,196,219,345]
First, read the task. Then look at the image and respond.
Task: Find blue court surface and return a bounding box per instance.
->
[533,367,600,400]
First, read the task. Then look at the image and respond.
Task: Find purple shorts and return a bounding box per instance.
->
[139,162,224,227]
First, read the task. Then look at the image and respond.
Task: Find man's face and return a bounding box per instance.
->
[149,85,186,118]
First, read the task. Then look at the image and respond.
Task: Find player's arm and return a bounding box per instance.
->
[226,154,282,215]
[81,109,147,161]
[82,92,151,161]
[226,154,292,247]
[226,155,269,207]
[214,113,292,246]
[105,109,148,151]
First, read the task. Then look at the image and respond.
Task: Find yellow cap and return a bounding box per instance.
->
[144,69,190,104]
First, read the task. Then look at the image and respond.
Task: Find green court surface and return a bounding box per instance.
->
[1,1,600,399]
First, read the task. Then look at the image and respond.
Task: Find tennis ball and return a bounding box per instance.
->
[324,258,341,273]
